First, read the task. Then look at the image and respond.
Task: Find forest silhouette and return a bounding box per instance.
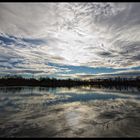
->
[0,75,139,88]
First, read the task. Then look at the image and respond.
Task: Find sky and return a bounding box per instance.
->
[0,3,140,79]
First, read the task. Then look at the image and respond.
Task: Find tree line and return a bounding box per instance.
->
[0,75,139,87]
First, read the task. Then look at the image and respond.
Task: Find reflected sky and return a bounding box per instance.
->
[0,86,140,137]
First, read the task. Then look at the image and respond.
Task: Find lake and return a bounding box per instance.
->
[0,86,140,137]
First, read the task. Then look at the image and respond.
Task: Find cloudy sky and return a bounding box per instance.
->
[0,3,140,79]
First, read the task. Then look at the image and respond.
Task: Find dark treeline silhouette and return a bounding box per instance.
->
[0,75,89,87]
[0,75,139,88]
[90,76,140,88]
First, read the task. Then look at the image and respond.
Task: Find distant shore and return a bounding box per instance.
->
[0,76,139,88]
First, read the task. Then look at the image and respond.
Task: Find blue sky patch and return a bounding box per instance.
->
[47,62,134,75]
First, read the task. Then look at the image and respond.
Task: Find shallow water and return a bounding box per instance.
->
[0,86,140,137]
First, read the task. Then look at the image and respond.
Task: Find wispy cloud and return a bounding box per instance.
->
[0,3,140,78]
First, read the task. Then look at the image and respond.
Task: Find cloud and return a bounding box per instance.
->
[0,3,140,77]
[51,68,140,80]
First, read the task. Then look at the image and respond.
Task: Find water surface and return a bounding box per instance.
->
[0,86,140,137]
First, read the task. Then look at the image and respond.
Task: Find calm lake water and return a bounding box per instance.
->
[0,86,140,137]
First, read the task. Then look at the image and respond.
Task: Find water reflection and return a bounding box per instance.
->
[0,86,140,137]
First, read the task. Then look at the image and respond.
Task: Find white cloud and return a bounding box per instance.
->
[0,3,140,77]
